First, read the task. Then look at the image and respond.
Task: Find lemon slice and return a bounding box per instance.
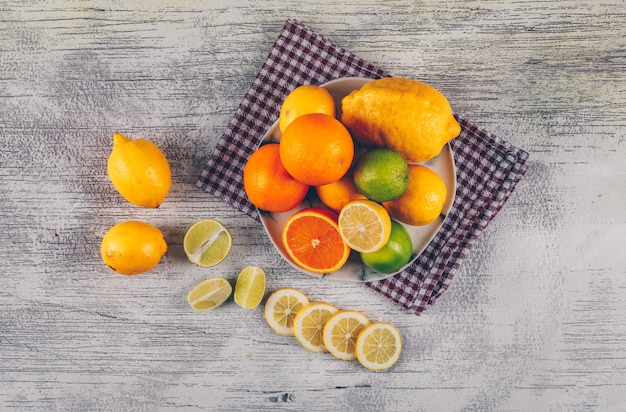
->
[264,288,310,336]
[338,199,392,253]
[355,322,402,371]
[293,302,338,352]
[322,310,370,360]
[234,266,266,310]
[187,277,232,312]
[183,219,232,267]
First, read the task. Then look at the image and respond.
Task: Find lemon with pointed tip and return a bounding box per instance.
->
[107,133,172,208]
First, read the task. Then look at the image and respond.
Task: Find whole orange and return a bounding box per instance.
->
[279,113,354,186]
[243,143,309,212]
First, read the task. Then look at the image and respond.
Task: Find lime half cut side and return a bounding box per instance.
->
[183,219,232,267]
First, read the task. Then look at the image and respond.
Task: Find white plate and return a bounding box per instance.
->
[256,77,457,282]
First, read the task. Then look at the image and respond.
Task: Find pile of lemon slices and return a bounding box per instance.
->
[264,288,402,371]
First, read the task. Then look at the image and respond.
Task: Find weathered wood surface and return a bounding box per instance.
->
[1,1,625,410]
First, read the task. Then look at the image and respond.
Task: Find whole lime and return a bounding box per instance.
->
[352,148,409,202]
[360,221,413,274]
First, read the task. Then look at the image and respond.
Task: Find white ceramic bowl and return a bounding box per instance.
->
[256,77,456,282]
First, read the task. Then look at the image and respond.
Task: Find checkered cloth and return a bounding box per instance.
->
[197,19,529,315]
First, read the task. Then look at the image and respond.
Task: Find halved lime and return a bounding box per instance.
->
[183,219,232,267]
[234,266,266,310]
[187,277,232,312]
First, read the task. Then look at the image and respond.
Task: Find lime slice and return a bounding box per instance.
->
[187,277,232,312]
[234,266,266,310]
[183,219,232,267]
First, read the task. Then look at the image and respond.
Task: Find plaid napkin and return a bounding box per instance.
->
[197,19,529,315]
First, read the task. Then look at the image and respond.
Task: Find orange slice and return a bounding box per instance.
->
[281,207,351,274]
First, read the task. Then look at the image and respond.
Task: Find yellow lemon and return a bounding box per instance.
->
[279,84,336,133]
[322,310,370,360]
[101,220,167,275]
[383,164,447,226]
[293,302,338,352]
[341,77,461,162]
[338,199,392,253]
[107,133,172,208]
[355,322,402,371]
[264,288,310,336]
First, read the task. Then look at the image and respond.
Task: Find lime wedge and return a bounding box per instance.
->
[234,266,266,310]
[183,219,232,267]
[187,277,232,312]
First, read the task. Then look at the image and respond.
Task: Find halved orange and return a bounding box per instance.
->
[281,207,351,274]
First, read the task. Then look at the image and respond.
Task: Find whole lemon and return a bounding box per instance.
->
[101,220,167,275]
[361,221,413,274]
[341,77,461,162]
[383,164,447,226]
[279,85,336,133]
[352,148,409,202]
[107,133,171,208]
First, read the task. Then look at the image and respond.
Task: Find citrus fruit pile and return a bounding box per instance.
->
[264,288,402,371]
[243,78,459,275]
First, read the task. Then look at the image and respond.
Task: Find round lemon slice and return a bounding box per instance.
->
[338,199,392,253]
[234,266,266,310]
[187,277,232,312]
[264,288,310,336]
[322,310,370,360]
[293,302,338,352]
[183,219,232,267]
[355,322,402,371]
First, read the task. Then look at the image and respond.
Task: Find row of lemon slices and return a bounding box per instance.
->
[264,288,402,371]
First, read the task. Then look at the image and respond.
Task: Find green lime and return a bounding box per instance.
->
[360,221,413,274]
[234,266,266,310]
[183,219,232,267]
[352,148,409,202]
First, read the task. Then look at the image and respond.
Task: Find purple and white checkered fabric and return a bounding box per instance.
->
[197,19,529,314]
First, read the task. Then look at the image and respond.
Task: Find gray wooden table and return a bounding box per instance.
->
[2,1,625,411]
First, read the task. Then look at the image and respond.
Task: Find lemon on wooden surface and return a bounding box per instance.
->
[279,84,337,133]
[264,288,310,336]
[383,164,447,226]
[293,302,338,352]
[341,77,461,162]
[101,220,167,276]
[187,277,232,312]
[234,266,266,310]
[360,220,412,274]
[107,133,172,208]
[322,310,370,360]
[338,199,392,253]
[355,322,402,371]
[183,219,232,267]
[352,148,409,202]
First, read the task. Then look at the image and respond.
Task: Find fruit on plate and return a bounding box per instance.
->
[338,199,392,254]
[294,301,338,352]
[234,266,266,310]
[355,322,402,371]
[352,147,409,202]
[265,288,310,336]
[243,143,309,213]
[383,164,447,226]
[279,113,354,186]
[187,277,233,312]
[183,219,232,267]
[282,207,351,274]
[279,84,336,133]
[315,171,366,213]
[360,220,413,274]
[107,133,171,208]
[101,220,167,275]
[341,77,461,162]
[322,310,370,360]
